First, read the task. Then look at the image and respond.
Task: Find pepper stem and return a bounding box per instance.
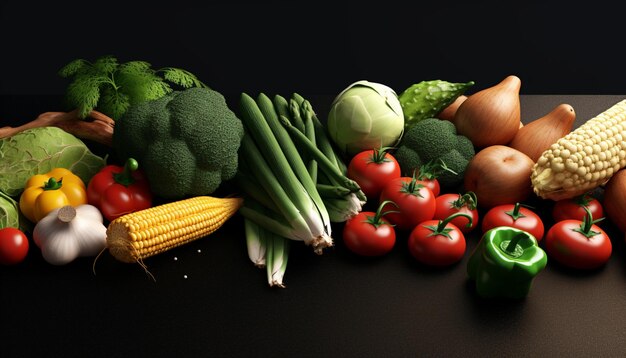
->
[113,158,139,187]
[505,233,525,253]
[43,177,63,191]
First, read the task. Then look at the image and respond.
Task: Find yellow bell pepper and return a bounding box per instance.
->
[19,168,88,223]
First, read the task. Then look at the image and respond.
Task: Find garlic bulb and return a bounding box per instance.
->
[33,204,107,265]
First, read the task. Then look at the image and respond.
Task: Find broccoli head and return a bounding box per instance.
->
[112,87,244,199]
[394,118,474,189]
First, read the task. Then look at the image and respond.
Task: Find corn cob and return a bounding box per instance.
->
[531,99,626,200]
[106,196,243,263]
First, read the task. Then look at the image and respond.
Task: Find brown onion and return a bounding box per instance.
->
[454,75,521,148]
[464,145,535,208]
[437,95,467,122]
[509,104,575,162]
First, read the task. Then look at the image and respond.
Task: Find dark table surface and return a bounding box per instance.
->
[2,94,626,358]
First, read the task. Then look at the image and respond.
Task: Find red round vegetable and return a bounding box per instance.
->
[433,192,479,233]
[343,200,398,256]
[379,176,436,231]
[414,159,458,197]
[552,192,603,223]
[347,147,401,200]
[544,207,611,270]
[87,158,152,222]
[0,227,29,265]
[407,212,471,266]
[481,202,545,242]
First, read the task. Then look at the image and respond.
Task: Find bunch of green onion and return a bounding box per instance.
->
[236,92,365,287]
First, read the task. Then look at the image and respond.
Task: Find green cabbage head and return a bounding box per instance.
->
[0,191,19,229]
[0,127,105,197]
[327,80,405,157]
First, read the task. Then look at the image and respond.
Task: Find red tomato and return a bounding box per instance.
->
[0,227,29,265]
[552,193,603,223]
[544,213,611,270]
[407,213,470,266]
[482,203,545,241]
[417,178,440,197]
[347,148,401,200]
[433,192,479,233]
[379,177,436,231]
[343,200,397,256]
[413,159,458,197]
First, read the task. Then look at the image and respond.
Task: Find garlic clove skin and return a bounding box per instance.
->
[72,205,107,257]
[75,204,105,224]
[33,204,107,265]
[34,207,82,265]
[40,228,82,265]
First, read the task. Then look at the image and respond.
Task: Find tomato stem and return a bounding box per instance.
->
[437,212,473,231]
[368,146,394,164]
[505,202,530,221]
[366,200,400,228]
[573,206,605,239]
[416,159,458,181]
[574,192,593,207]
[452,191,478,210]
[425,212,473,240]
[402,171,424,197]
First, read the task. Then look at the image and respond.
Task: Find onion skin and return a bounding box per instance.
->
[438,95,467,122]
[463,145,535,208]
[604,169,626,233]
[454,75,521,148]
[509,104,575,162]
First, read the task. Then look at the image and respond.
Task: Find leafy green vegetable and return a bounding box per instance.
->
[112,87,244,200]
[58,55,208,120]
[394,117,474,188]
[327,80,405,157]
[0,190,19,229]
[0,127,106,197]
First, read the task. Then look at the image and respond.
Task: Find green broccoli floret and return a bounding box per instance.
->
[112,87,244,199]
[394,118,474,189]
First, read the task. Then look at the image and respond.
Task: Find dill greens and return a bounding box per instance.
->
[58,55,208,120]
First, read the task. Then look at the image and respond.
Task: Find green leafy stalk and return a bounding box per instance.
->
[59,55,206,120]
[158,67,208,89]
[244,217,267,267]
[266,232,289,288]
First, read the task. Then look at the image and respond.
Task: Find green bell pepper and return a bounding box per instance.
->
[467,227,547,299]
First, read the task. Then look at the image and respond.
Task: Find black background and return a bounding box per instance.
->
[3,2,626,358]
[1,1,626,98]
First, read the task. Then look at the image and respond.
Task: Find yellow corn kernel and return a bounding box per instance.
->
[531,99,626,200]
[106,196,243,263]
